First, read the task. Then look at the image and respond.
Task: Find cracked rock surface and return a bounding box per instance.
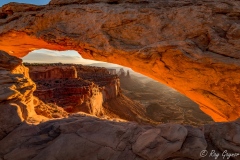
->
[0,113,240,160]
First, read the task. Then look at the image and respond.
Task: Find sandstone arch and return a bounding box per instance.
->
[1,0,240,121]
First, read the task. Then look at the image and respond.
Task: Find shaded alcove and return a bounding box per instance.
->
[22,49,214,126]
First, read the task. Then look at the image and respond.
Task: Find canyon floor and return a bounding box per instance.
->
[119,73,214,126]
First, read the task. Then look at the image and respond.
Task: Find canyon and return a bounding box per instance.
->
[119,70,213,126]
[25,63,152,123]
[25,63,119,114]
[0,50,240,160]
[1,0,240,159]
[25,62,213,126]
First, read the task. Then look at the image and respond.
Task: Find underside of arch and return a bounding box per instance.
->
[1,0,240,121]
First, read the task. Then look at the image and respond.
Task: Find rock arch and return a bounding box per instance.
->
[1,0,240,121]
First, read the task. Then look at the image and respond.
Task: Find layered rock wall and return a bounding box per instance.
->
[26,64,77,80]
[25,63,121,116]
[75,65,121,101]
[25,63,152,123]
[0,52,68,138]
[75,65,121,100]
[0,51,37,139]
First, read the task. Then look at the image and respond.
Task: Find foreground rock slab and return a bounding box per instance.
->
[0,113,240,160]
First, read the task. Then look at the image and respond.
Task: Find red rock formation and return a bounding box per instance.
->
[35,100,68,118]
[0,52,68,134]
[25,63,154,123]
[1,0,239,121]
[0,51,38,139]
[1,50,240,160]
[75,65,121,99]
[25,63,121,115]
[26,64,77,80]
[107,68,117,75]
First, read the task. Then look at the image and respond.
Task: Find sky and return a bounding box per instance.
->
[22,49,123,68]
[0,0,50,7]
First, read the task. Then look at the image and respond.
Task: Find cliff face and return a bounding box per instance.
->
[75,65,121,100]
[25,63,153,123]
[0,0,240,121]
[0,52,68,137]
[0,51,37,139]
[27,64,77,80]
[25,63,121,116]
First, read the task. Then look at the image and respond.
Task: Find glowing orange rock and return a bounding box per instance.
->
[1,0,240,121]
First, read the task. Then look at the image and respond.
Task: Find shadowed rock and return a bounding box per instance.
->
[0,50,22,70]
[0,112,239,160]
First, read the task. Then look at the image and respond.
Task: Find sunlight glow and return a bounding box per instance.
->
[22,49,124,68]
[22,49,151,79]
[23,49,104,65]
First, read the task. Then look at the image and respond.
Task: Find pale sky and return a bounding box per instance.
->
[0,0,50,7]
[23,49,94,64]
[22,49,123,68]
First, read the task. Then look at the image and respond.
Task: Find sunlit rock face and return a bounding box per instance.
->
[1,0,240,121]
[0,51,37,139]
[27,64,78,80]
[25,63,152,123]
[75,65,121,100]
[25,63,121,115]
